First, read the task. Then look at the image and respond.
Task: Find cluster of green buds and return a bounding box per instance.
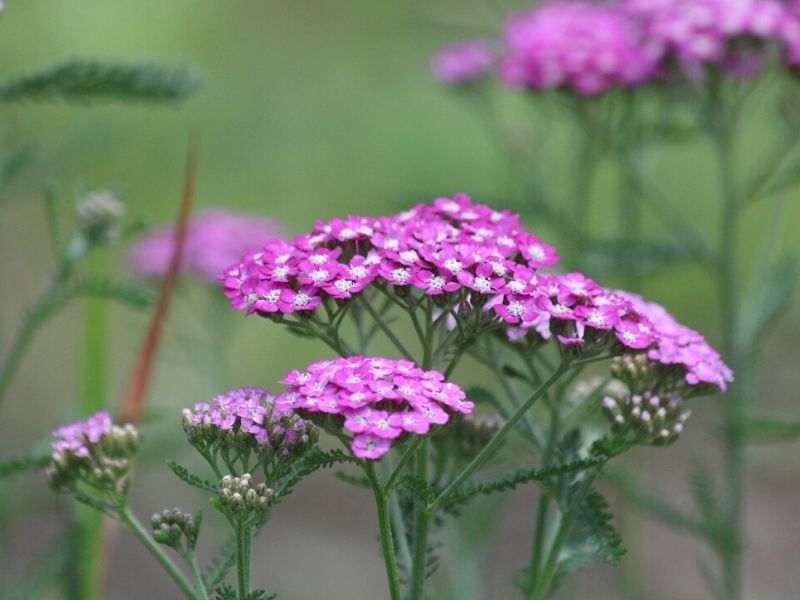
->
[75,189,125,246]
[217,473,275,516]
[602,390,691,446]
[151,507,201,553]
[610,353,663,393]
[47,412,139,496]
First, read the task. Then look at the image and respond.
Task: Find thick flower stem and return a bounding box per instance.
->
[366,462,402,600]
[235,521,251,599]
[118,506,197,599]
[713,109,746,600]
[409,440,431,600]
[187,554,210,600]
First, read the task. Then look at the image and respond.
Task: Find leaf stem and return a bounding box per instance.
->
[365,461,402,600]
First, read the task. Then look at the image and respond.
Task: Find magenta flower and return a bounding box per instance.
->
[276,356,471,459]
[431,40,494,86]
[128,209,284,284]
[624,0,798,72]
[500,2,660,95]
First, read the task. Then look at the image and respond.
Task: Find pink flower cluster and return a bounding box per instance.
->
[501,2,661,95]
[184,387,311,448]
[222,193,558,316]
[129,209,284,283]
[431,41,494,86]
[496,273,733,390]
[51,411,113,461]
[625,0,800,69]
[276,357,473,459]
[615,291,734,390]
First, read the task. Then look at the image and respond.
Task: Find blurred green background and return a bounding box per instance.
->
[1,1,799,598]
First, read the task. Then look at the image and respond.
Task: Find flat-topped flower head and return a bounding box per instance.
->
[432,40,494,86]
[48,411,139,492]
[276,356,472,459]
[129,209,284,283]
[624,0,799,72]
[223,193,559,317]
[183,388,318,474]
[500,2,660,95]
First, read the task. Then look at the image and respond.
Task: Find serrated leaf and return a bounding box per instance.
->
[273,448,359,503]
[738,255,799,348]
[0,59,202,104]
[738,416,800,442]
[583,235,706,277]
[334,470,370,488]
[214,585,238,600]
[0,447,50,479]
[203,535,237,591]
[398,474,436,504]
[65,277,155,308]
[165,459,218,494]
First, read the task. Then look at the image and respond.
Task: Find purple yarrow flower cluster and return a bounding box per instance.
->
[276,357,473,459]
[500,2,661,95]
[184,387,312,449]
[129,209,284,284]
[51,411,114,461]
[614,290,734,390]
[222,193,558,316]
[431,40,494,86]
[625,0,800,69]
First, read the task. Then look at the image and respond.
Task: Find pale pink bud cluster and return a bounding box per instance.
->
[431,41,494,86]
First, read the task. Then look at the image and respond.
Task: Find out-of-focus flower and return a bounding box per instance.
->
[129,209,284,283]
[431,40,494,86]
[276,356,472,459]
[76,190,125,245]
[624,0,799,71]
[500,1,660,95]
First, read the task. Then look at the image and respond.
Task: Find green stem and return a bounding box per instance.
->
[427,361,570,515]
[365,462,402,600]
[409,440,430,600]
[119,506,196,599]
[235,520,251,598]
[360,298,415,361]
[527,492,551,594]
[713,108,746,600]
[530,472,597,600]
[187,554,210,600]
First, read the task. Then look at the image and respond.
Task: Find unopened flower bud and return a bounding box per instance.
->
[75,190,124,245]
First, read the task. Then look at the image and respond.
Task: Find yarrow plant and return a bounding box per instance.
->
[46,193,732,599]
[431,2,800,598]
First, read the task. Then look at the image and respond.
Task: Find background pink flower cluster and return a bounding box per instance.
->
[51,411,113,461]
[276,357,473,459]
[129,209,284,283]
[432,0,800,94]
[183,387,312,449]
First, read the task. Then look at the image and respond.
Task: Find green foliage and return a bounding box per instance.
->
[64,277,155,309]
[334,470,370,488]
[464,385,503,412]
[584,235,707,277]
[550,488,626,592]
[0,148,32,203]
[737,415,800,442]
[0,59,202,104]
[397,474,436,505]
[0,447,49,480]
[738,255,799,349]
[272,448,359,503]
[203,535,237,591]
[165,459,219,494]
[214,585,277,600]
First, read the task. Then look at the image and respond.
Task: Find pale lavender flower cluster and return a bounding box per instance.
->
[51,411,114,461]
[129,209,284,283]
[276,357,473,459]
[431,41,494,86]
[183,387,312,449]
[501,2,660,95]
